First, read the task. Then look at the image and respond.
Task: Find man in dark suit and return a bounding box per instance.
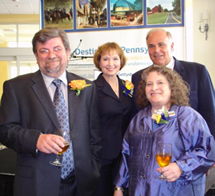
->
[132,28,215,138]
[0,27,101,196]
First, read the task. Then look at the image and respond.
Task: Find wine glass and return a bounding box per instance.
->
[155,143,172,180]
[49,130,70,167]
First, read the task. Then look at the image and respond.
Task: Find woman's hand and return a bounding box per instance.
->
[157,162,182,182]
[113,190,123,196]
[113,186,124,196]
[206,163,215,176]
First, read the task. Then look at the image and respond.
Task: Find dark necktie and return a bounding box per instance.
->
[52,79,74,179]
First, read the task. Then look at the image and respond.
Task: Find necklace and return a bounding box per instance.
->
[113,78,118,93]
[152,105,170,114]
[102,74,119,95]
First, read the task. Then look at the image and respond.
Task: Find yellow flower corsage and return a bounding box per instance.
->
[122,80,134,97]
[68,80,91,96]
[151,106,175,125]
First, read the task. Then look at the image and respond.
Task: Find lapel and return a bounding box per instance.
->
[31,71,81,133]
[31,71,60,130]
[66,72,80,131]
[173,57,185,78]
[95,73,121,101]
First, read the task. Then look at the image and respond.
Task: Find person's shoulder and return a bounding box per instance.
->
[177,105,194,113]
[176,105,203,120]
[5,72,36,85]
[118,75,127,83]
[176,105,210,133]
[67,72,93,84]
[176,58,207,71]
[132,65,153,78]
[93,73,104,87]
[132,107,150,121]
[176,106,210,134]
[132,68,146,85]
[132,68,145,77]
[175,58,210,78]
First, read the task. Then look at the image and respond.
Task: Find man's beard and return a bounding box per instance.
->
[45,65,61,73]
[45,59,61,74]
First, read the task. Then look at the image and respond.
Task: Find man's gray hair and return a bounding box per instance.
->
[146,28,172,41]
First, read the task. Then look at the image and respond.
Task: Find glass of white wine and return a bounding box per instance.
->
[155,143,172,180]
[49,130,70,167]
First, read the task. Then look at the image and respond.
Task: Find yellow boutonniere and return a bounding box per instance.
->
[68,80,91,96]
[122,80,134,97]
[0,143,7,150]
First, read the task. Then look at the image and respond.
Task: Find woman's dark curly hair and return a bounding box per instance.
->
[136,66,190,109]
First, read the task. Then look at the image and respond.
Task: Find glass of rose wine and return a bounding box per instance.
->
[155,143,172,180]
[49,130,70,167]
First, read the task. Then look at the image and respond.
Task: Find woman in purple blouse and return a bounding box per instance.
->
[114,66,215,196]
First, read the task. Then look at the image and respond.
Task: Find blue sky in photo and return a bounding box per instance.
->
[147,0,174,10]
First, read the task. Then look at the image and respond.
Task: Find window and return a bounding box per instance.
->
[0,24,39,48]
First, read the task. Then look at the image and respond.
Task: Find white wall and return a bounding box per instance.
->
[192,0,215,84]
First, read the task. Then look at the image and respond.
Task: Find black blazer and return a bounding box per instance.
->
[94,74,132,165]
[0,70,101,196]
[132,57,215,137]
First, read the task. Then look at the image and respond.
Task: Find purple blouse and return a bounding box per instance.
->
[114,105,215,196]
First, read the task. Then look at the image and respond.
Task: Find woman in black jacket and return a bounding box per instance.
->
[93,42,133,196]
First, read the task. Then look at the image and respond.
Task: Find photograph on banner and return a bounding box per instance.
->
[76,0,108,29]
[43,0,73,30]
[110,0,143,27]
[147,0,182,25]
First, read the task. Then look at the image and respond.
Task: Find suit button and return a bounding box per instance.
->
[141,175,145,179]
[146,154,149,158]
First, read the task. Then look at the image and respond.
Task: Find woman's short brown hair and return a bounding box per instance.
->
[136,65,190,109]
[93,42,127,71]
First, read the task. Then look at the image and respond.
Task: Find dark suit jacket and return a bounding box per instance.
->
[94,74,132,166]
[0,148,17,174]
[132,57,215,137]
[0,70,101,196]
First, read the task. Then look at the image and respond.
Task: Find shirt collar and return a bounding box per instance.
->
[166,57,175,69]
[153,57,175,70]
[41,71,67,88]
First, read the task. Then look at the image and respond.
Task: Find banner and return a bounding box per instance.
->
[67,27,185,81]
[41,0,184,80]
